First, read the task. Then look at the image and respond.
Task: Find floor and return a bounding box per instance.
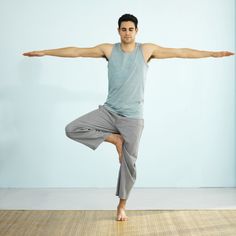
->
[1,209,236,236]
[0,187,235,210]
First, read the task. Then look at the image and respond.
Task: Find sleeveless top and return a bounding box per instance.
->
[103,42,149,119]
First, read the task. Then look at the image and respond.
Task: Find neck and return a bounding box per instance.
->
[120,41,136,53]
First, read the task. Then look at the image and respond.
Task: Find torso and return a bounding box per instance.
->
[103,43,153,64]
[103,42,148,119]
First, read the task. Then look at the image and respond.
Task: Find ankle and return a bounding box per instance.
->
[117,205,125,210]
[118,202,126,209]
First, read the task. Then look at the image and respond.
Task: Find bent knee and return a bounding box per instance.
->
[65,123,80,137]
[65,123,91,137]
[65,124,73,134]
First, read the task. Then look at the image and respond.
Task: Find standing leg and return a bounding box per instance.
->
[115,117,144,221]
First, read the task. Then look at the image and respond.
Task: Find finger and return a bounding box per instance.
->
[225,51,234,56]
[23,52,32,56]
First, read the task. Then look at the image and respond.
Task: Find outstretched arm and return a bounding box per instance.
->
[146,43,234,60]
[22,44,111,59]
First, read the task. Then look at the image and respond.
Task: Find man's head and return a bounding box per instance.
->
[118,14,138,44]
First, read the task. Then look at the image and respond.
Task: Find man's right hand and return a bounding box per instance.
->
[22,51,45,57]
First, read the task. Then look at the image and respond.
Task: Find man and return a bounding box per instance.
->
[23,13,234,221]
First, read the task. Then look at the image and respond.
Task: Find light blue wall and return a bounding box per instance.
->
[0,0,235,187]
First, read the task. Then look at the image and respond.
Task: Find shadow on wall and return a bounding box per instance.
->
[0,58,103,173]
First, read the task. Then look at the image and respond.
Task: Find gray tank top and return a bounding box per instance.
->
[103,42,149,119]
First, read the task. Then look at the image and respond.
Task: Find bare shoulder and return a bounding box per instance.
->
[97,43,113,48]
[141,43,158,52]
[141,43,159,63]
[96,43,114,61]
[97,43,114,60]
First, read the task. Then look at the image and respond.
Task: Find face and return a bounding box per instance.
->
[118,21,138,44]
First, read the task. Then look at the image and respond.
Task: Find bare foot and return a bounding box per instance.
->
[105,133,124,164]
[116,206,128,221]
[114,134,124,164]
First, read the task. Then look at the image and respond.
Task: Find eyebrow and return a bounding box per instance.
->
[121,27,134,30]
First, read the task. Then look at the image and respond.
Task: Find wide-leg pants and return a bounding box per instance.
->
[65,104,144,200]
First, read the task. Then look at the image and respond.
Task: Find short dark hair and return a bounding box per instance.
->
[118,14,138,29]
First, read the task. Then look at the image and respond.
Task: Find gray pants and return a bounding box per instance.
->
[65,105,144,200]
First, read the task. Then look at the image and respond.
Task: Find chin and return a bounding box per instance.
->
[124,38,132,42]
